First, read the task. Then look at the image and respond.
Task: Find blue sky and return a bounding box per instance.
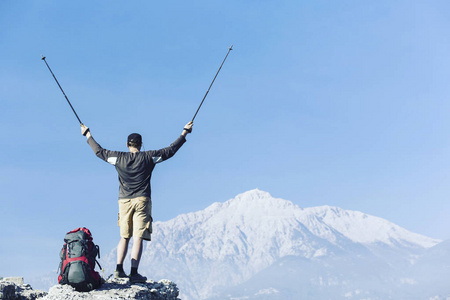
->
[1,0,450,279]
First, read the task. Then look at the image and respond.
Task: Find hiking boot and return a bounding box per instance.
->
[129,273,147,284]
[114,270,128,279]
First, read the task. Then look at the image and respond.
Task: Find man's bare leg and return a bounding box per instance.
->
[131,237,143,268]
[129,237,147,283]
[117,237,130,265]
[115,237,130,278]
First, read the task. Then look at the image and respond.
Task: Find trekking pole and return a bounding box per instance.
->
[191,45,233,122]
[41,55,84,125]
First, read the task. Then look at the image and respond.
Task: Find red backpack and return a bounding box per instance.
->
[58,227,103,291]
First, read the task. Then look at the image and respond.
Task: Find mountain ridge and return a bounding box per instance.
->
[135,189,441,299]
[153,189,439,250]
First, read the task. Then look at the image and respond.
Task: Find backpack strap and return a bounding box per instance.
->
[95,259,103,271]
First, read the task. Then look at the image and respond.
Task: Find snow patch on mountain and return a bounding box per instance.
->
[302,205,438,248]
[185,189,439,250]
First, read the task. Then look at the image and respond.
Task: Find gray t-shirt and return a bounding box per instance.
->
[87,135,186,199]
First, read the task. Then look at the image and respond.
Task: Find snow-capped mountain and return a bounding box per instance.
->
[99,189,444,299]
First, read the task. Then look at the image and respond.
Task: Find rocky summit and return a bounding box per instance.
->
[0,277,180,300]
[0,277,47,300]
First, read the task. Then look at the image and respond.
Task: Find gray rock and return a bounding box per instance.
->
[1,277,179,300]
[0,279,47,300]
[2,278,24,286]
[40,278,180,300]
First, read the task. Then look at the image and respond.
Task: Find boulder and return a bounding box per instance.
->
[0,278,47,300]
[0,277,179,300]
[41,277,180,300]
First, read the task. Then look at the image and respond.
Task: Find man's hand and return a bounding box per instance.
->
[81,124,91,138]
[182,121,193,136]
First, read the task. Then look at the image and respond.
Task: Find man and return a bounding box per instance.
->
[81,121,193,283]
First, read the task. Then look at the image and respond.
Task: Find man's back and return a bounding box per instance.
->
[86,134,186,199]
[114,151,155,199]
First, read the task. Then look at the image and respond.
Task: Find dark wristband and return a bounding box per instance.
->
[83,128,90,136]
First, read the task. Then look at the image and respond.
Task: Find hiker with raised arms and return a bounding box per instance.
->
[80,121,193,283]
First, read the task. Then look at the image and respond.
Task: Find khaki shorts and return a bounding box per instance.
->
[118,196,152,241]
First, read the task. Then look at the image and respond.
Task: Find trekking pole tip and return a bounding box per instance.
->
[41,55,46,60]
[229,45,233,50]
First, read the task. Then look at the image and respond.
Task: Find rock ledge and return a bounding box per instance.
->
[1,277,180,300]
[0,277,47,300]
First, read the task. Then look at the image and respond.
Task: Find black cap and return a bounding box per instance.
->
[127,133,142,145]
